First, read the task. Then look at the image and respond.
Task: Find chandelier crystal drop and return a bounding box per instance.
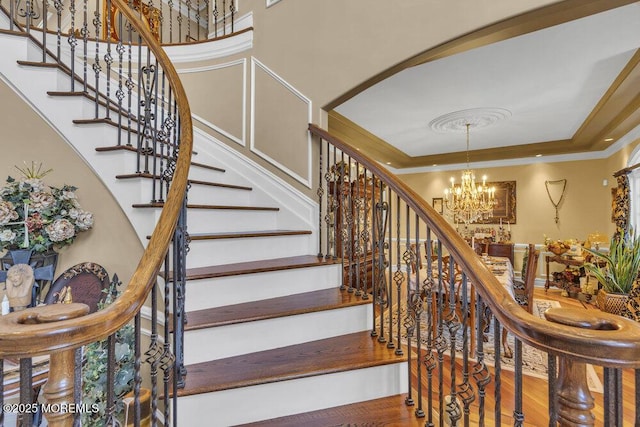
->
[443,124,496,224]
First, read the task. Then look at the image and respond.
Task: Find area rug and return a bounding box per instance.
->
[391,298,604,393]
[483,299,603,393]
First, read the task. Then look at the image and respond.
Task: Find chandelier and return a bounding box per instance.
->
[443,124,496,224]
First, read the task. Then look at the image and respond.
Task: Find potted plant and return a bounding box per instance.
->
[81,276,135,427]
[584,231,640,315]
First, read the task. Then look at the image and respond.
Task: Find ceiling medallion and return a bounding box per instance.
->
[428,107,512,133]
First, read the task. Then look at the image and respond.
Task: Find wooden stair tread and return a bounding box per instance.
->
[185,288,369,330]
[183,255,340,280]
[132,202,278,211]
[95,145,223,172]
[177,331,405,397]
[237,394,424,426]
[189,230,311,240]
[115,173,252,191]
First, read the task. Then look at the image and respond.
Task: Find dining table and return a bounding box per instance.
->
[408,254,515,356]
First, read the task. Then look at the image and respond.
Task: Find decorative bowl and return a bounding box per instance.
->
[548,246,569,256]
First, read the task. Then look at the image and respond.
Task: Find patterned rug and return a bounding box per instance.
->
[393,298,604,393]
[484,299,603,393]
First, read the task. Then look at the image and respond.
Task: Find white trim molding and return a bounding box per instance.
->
[250,57,313,188]
[181,58,248,146]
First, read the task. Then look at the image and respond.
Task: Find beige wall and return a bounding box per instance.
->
[178,0,563,197]
[398,142,640,247]
[0,80,144,299]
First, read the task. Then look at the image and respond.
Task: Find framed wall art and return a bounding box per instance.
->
[432,197,443,214]
[484,180,516,224]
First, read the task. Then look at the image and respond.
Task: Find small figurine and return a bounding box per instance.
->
[5,264,35,311]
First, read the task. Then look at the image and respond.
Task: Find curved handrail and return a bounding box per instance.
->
[309,123,640,368]
[0,0,192,357]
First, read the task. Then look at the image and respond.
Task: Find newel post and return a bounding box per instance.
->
[543,307,623,427]
[555,357,595,426]
[42,348,77,427]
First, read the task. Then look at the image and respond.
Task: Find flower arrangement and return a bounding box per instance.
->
[0,162,94,253]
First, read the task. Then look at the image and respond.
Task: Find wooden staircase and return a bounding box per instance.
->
[0,22,411,426]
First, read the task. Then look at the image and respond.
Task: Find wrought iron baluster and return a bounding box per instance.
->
[354,162,362,296]
[104,0,113,120]
[115,17,126,146]
[473,296,491,427]
[412,216,424,418]
[168,0,174,43]
[18,358,33,427]
[445,255,462,426]
[434,241,447,423]
[374,181,388,343]
[161,252,176,425]
[92,0,102,118]
[385,189,393,344]
[54,0,63,62]
[361,167,369,300]
[105,333,116,425]
[458,270,475,427]
[73,348,82,427]
[338,152,347,292]
[402,205,414,405]
[151,59,161,202]
[228,0,234,33]
[202,0,209,38]
[423,230,436,426]
[212,0,217,37]
[548,354,557,426]
[143,281,161,427]
[392,195,404,354]
[67,0,77,91]
[185,0,191,41]
[133,312,142,427]
[126,0,135,147]
[195,0,200,39]
[81,0,88,93]
[317,140,324,258]
[41,0,48,62]
[0,358,4,426]
[513,337,524,427]
[172,192,189,390]
[493,317,502,425]
[345,157,354,294]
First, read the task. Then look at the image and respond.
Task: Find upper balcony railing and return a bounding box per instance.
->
[2,0,236,44]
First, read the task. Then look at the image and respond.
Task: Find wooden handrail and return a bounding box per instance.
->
[0,0,192,358]
[309,123,640,368]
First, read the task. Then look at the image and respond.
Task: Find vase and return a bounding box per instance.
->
[595,289,628,315]
[0,249,58,307]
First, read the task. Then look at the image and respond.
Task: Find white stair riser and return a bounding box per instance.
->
[184,305,372,364]
[185,265,341,311]
[177,363,408,426]
[186,209,278,234]
[187,184,252,206]
[184,235,313,268]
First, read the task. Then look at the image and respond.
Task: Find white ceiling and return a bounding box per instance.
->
[334,3,640,163]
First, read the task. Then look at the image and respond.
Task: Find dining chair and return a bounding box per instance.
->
[488,242,515,266]
[502,243,540,357]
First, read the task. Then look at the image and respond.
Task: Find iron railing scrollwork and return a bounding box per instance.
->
[309,123,640,426]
